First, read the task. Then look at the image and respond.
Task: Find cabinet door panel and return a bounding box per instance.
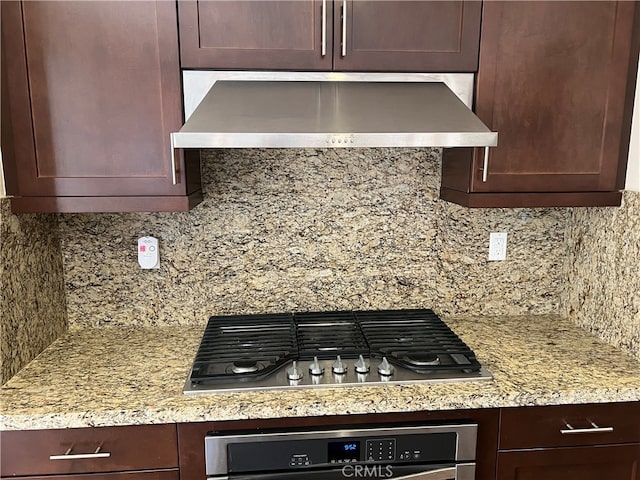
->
[2,1,184,197]
[472,1,637,193]
[497,444,640,480]
[178,0,332,70]
[334,1,481,72]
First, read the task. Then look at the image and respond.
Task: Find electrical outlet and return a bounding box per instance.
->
[488,232,507,261]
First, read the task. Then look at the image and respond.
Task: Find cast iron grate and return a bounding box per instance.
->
[294,311,369,360]
[355,309,482,373]
[189,313,297,384]
[189,309,481,385]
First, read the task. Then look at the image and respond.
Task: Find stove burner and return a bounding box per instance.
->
[231,360,259,374]
[403,353,441,366]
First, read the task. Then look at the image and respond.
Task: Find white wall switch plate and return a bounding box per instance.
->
[138,236,160,269]
[488,232,508,261]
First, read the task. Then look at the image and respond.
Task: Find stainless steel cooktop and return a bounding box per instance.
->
[184,309,492,394]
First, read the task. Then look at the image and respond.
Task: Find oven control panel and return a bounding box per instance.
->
[366,438,396,462]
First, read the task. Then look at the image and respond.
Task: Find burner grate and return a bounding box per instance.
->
[294,311,369,359]
[190,313,297,383]
[355,309,481,373]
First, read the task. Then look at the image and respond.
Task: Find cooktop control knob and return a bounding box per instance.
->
[309,356,324,376]
[287,361,304,381]
[332,355,348,375]
[378,357,394,376]
[354,354,370,374]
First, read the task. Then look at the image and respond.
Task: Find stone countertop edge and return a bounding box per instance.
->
[1,315,639,431]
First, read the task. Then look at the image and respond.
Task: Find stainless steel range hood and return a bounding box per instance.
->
[172,72,497,149]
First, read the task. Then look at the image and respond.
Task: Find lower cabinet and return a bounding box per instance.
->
[497,444,640,480]
[2,403,639,480]
[0,424,179,479]
[497,402,640,480]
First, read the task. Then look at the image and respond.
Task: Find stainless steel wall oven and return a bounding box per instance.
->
[205,423,478,479]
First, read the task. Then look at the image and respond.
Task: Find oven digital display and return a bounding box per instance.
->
[328,441,360,462]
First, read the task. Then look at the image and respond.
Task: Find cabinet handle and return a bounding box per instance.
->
[321,0,327,56]
[341,0,347,57]
[170,133,178,185]
[50,446,111,460]
[560,420,614,435]
[482,146,490,182]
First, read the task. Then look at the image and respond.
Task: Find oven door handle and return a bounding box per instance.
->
[393,466,456,480]
[219,464,474,480]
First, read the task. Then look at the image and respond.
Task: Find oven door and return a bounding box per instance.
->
[221,463,475,479]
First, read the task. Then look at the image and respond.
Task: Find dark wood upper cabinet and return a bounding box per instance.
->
[178,0,332,70]
[1,1,202,213]
[178,0,480,72]
[441,1,640,208]
[333,1,481,72]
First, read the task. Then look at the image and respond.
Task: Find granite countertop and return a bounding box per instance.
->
[2,315,639,431]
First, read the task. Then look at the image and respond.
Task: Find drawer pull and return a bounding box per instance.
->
[50,446,111,460]
[560,420,614,435]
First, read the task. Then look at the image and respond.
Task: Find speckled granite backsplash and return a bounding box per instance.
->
[0,198,67,384]
[58,148,569,327]
[562,190,640,360]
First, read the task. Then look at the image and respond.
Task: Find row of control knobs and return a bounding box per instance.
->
[286,355,394,381]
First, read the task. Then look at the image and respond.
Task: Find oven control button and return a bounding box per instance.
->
[309,356,325,375]
[354,354,370,374]
[377,357,394,376]
[332,355,348,375]
[289,454,310,467]
[287,361,304,381]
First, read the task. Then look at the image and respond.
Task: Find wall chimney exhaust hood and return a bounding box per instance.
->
[171,72,497,150]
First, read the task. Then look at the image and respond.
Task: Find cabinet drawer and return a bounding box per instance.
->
[0,425,178,477]
[7,472,180,480]
[500,402,640,450]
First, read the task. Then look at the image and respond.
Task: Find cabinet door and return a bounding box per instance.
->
[178,0,332,70]
[497,444,640,480]
[333,1,481,72]
[472,1,637,194]
[1,1,200,211]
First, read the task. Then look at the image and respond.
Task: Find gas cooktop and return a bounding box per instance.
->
[184,309,492,393]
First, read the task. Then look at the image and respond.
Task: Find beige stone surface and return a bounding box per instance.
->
[562,191,640,360]
[1,315,638,430]
[0,198,67,384]
[58,149,569,327]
